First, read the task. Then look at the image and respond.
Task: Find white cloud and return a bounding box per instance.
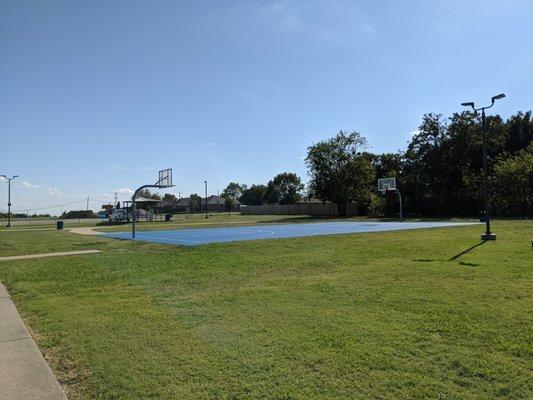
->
[249,0,377,42]
[259,2,302,29]
[409,130,421,136]
[21,181,39,188]
[115,188,134,195]
[203,142,215,146]
[112,166,156,171]
[46,187,62,196]
[0,176,5,182]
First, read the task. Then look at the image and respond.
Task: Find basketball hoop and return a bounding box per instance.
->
[377,177,403,222]
[131,168,174,238]
[156,169,172,188]
[378,177,396,194]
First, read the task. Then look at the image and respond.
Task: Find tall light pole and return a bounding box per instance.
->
[204,180,208,219]
[461,93,505,241]
[1,175,18,228]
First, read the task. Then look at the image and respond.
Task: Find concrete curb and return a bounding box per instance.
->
[0,283,67,400]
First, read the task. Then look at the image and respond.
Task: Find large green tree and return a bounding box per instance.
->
[221,182,245,203]
[221,182,245,214]
[306,130,375,215]
[137,189,161,200]
[188,194,202,212]
[264,173,304,205]
[162,193,177,202]
[399,110,531,216]
[239,185,267,205]
[491,147,533,217]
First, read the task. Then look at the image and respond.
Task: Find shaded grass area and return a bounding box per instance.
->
[0,220,531,399]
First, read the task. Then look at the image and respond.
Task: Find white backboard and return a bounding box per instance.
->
[378,177,396,193]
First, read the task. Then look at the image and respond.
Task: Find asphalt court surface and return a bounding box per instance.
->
[103,221,477,246]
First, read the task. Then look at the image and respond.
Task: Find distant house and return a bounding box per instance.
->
[158,195,240,213]
[159,197,190,213]
[200,195,225,212]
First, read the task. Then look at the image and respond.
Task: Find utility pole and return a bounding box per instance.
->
[461,93,505,241]
[204,180,208,219]
[1,175,18,228]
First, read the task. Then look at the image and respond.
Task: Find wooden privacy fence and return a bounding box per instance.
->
[241,203,358,216]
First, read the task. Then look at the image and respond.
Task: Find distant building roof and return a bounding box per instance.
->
[135,197,160,202]
[203,195,240,205]
[175,197,190,206]
[204,195,224,205]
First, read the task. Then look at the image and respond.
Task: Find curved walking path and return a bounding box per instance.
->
[0,283,67,400]
[68,227,103,236]
[0,250,101,261]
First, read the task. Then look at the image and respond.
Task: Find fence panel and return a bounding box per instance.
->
[241,203,358,216]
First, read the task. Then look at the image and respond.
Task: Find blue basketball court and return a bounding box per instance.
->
[103,221,476,246]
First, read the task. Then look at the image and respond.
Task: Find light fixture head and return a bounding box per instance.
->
[492,93,506,102]
[461,102,475,107]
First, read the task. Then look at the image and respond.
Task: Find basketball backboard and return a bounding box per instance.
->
[378,177,396,193]
[157,168,173,188]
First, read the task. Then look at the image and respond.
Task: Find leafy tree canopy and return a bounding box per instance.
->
[162,193,178,201]
[305,130,375,214]
[222,182,245,202]
[239,185,267,205]
[264,173,304,205]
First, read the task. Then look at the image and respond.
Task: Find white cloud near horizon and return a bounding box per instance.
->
[21,181,40,188]
[111,166,157,171]
[115,188,134,195]
[46,187,62,196]
[249,0,378,43]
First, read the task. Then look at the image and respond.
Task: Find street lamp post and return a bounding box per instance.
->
[204,180,208,219]
[461,93,505,241]
[1,175,18,228]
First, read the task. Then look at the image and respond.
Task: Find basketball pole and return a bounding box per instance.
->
[131,169,174,239]
[1,175,18,228]
[204,180,208,219]
[395,189,403,222]
[378,178,403,223]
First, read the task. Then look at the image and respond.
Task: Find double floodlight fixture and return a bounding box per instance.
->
[459,92,506,241]
[461,93,506,111]
[491,93,506,102]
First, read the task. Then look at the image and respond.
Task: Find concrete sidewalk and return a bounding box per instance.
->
[0,283,67,400]
[0,249,101,261]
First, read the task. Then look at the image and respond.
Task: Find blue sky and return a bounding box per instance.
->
[1,0,532,214]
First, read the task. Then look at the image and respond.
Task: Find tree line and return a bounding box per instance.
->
[222,110,532,217]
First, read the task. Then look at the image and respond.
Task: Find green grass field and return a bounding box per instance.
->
[0,217,531,399]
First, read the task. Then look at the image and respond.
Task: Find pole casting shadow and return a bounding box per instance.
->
[449,241,486,261]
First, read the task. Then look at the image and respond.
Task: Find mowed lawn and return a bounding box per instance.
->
[0,219,531,399]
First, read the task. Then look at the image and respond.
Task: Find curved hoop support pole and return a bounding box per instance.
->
[380,188,403,222]
[395,189,403,222]
[131,184,167,239]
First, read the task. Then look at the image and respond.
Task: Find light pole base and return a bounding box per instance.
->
[481,233,497,241]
